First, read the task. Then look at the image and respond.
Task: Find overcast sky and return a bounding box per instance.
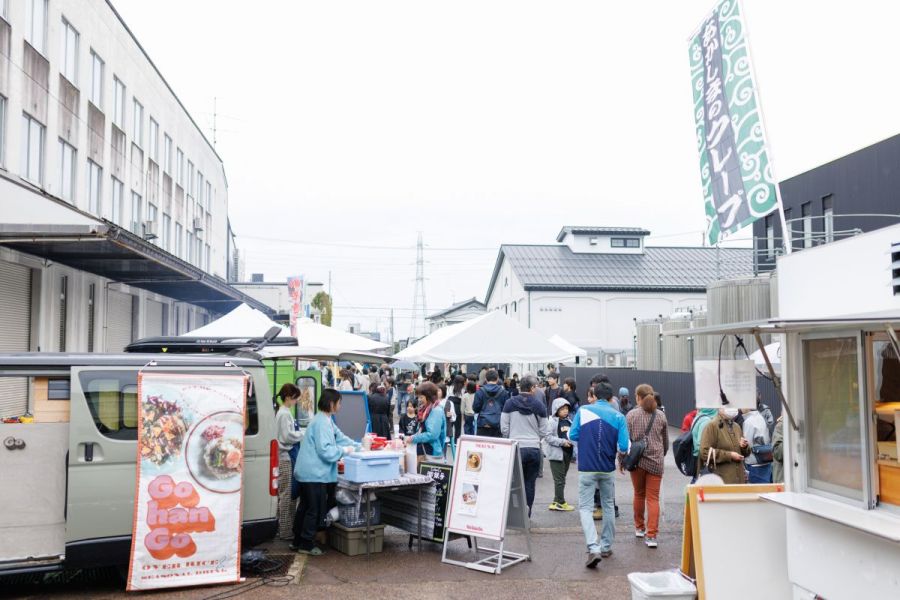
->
[114,0,900,340]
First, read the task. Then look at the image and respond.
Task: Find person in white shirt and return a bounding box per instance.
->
[742,407,772,484]
[275,384,305,539]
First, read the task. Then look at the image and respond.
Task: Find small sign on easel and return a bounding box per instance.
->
[441,436,532,574]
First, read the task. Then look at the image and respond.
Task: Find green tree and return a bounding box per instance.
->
[311,291,333,326]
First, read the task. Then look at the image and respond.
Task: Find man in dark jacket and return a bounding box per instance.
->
[473,368,509,438]
[546,373,562,412]
[500,375,548,516]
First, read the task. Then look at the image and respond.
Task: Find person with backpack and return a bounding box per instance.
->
[447,375,466,440]
[473,368,509,438]
[624,384,668,549]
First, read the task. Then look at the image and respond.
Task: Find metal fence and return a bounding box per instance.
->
[558,366,780,428]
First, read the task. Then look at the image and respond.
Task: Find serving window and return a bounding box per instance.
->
[867,334,900,508]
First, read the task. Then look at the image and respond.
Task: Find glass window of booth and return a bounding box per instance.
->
[867,333,900,508]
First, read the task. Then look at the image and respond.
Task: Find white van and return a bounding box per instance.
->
[0,353,278,575]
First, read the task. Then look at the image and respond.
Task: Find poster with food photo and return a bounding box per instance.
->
[128,373,248,591]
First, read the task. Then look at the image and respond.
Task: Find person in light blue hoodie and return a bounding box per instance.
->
[405,381,447,462]
[291,389,359,555]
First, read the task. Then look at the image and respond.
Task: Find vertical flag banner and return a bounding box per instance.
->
[287,276,304,337]
[127,372,248,591]
[689,0,778,246]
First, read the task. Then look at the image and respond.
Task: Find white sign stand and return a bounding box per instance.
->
[441,435,532,574]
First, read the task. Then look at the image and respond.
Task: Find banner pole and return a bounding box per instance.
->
[736,0,792,255]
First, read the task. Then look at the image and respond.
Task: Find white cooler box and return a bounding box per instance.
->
[627,571,696,600]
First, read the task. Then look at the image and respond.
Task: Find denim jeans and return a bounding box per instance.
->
[578,472,615,554]
[463,415,475,435]
[520,447,542,516]
[396,390,409,416]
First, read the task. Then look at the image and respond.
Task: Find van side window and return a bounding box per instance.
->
[80,371,139,440]
[79,370,258,439]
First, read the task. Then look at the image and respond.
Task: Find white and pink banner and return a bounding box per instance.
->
[127,372,248,591]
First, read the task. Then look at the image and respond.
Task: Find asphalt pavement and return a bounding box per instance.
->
[2,427,691,600]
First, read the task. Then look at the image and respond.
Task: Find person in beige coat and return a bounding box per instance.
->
[699,408,751,484]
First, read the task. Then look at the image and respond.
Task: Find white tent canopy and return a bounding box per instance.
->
[185,304,389,351]
[749,341,781,374]
[394,311,572,363]
[547,334,588,362]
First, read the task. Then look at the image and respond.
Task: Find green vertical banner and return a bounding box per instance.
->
[689,0,778,246]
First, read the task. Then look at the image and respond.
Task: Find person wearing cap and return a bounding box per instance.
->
[618,387,632,415]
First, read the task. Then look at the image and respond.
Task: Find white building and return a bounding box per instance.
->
[233,278,325,324]
[484,226,753,365]
[0,0,269,367]
[426,297,486,333]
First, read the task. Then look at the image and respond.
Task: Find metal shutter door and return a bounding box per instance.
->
[106,291,133,351]
[145,300,164,336]
[0,261,32,417]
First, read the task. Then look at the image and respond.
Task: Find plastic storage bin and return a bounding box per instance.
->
[328,522,385,556]
[338,499,381,528]
[627,571,696,600]
[343,451,401,483]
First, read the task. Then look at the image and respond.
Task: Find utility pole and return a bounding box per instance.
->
[390,308,395,349]
[410,232,427,340]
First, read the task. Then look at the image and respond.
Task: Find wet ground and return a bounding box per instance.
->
[2,428,691,600]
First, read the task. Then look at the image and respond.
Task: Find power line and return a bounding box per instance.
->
[239,234,496,251]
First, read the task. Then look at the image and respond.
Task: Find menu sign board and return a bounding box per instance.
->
[694,359,757,409]
[445,436,515,541]
[127,373,248,591]
[419,462,454,542]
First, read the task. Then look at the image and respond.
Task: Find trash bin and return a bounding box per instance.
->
[627,571,696,600]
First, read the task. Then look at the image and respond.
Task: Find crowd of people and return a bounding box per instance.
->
[275,361,780,567]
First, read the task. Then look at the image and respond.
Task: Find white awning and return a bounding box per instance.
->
[664,311,900,338]
[547,334,588,361]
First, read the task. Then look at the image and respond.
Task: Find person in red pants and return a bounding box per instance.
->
[623,384,669,548]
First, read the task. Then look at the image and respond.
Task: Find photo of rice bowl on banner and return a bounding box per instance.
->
[127,372,248,592]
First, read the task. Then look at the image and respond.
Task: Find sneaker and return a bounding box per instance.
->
[548,502,562,511]
[592,508,602,520]
[585,553,602,569]
[297,546,325,556]
[600,549,613,558]
[635,529,645,538]
[645,537,658,548]
[559,502,576,512]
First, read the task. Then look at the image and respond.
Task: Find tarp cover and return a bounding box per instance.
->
[394,311,572,363]
[185,304,388,351]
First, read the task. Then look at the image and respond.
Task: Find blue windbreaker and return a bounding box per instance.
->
[568,401,629,473]
[294,412,358,483]
[411,405,447,457]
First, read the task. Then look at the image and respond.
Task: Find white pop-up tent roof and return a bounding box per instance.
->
[394,310,572,363]
[185,304,388,351]
[547,334,588,362]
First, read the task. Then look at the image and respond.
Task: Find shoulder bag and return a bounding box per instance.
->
[623,410,657,472]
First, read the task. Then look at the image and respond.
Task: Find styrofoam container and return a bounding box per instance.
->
[627,571,696,600]
[343,451,401,483]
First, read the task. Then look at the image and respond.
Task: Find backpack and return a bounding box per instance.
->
[479,389,503,429]
[673,428,696,477]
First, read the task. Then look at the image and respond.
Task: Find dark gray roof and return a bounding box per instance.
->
[427,297,486,320]
[485,245,754,300]
[556,226,651,242]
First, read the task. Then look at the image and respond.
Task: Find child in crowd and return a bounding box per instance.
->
[399,400,419,438]
[544,398,575,511]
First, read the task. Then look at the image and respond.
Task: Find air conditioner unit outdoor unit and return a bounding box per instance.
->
[192,217,203,232]
[142,220,158,240]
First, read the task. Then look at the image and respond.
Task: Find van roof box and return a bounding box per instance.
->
[125,335,299,354]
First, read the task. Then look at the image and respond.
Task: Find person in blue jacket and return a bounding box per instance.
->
[291,388,360,555]
[568,382,629,569]
[405,381,447,462]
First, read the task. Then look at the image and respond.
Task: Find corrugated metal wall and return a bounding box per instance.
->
[558,366,781,429]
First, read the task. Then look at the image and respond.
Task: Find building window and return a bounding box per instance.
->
[131,192,142,234]
[89,50,103,108]
[113,77,126,128]
[175,222,183,258]
[58,139,75,202]
[146,202,158,240]
[823,195,834,243]
[111,176,123,224]
[197,172,204,205]
[803,337,863,501]
[611,237,641,248]
[176,147,184,186]
[764,215,775,258]
[162,213,171,250]
[61,18,79,86]
[26,0,47,54]
[20,113,45,185]
[0,95,5,166]
[163,134,172,173]
[86,160,101,214]
[801,202,813,248]
[132,99,143,147]
[205,244,211,271]
[205,181,212,211]
[148,118,158,163]
[186,230,194,263]
[187,160,194,197]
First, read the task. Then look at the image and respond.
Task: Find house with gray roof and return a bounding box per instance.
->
[426,297,486,333]
[484,226,753,366]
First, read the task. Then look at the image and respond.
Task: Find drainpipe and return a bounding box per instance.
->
[527,290,532,328]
